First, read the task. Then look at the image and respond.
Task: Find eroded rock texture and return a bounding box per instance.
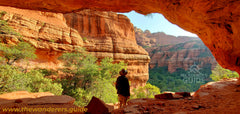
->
[64,10,150,86]
[64,10,150,87]
[149,43,217,73]
[135,28,217,73]
[0,6,83,69]
[0,0,238,74]
[0,6,149,88]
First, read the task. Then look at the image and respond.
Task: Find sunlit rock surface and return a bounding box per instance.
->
[0,6,150,88]
[135,27,217,73]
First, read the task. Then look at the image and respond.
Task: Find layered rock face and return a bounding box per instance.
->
[0,0,238,75]
[0,6,149,87]
[0,6,83,69]
[64,10,150,87]
[135,27,217,73]
[149,41,217,73]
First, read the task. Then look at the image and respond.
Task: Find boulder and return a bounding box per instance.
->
[85,96,110,114]
[155,93,174,99]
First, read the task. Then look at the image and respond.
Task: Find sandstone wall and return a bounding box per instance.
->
[64,10,150,87]
[0,6,150,88]
[135,27,217,73]
[150,48,217,73]
[0,6,83,69]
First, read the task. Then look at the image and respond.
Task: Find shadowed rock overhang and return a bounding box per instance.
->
[0,0,240,74]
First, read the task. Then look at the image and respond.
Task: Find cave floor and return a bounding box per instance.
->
[112,78,240,114]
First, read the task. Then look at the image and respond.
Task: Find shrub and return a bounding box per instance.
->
[58,49,127,106]
[0,65,63,95]
[0,42,37,65]
[210,64,239,81]
[0,11,6,17]
[131,83,161,99]
[0,20,21,37]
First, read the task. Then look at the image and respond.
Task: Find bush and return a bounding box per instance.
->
[26,70,63,95]
[0,11,6,18]
[0,20,21,37]
[37,69,58,76]
[0,65,63,95]
[58,50,127,106]
[0,42,37,65]
[131,83,160,99]
[210,64,239,81]
[0,65,29,94]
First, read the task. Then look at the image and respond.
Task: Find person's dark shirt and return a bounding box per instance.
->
[116,75,130,97]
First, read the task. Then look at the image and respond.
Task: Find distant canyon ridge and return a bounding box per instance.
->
[135,27,218,73]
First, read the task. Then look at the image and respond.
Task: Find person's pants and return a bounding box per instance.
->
[118,94,129,108]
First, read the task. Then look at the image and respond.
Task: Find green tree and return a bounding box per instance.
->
[0,20,21,37]
[0,65,62,95]
[58,50,127,106]
[0,42,36,65]
[210,64,239,81]
[0,65,28,93]
[25,70,63,95]
[131,83,160,99]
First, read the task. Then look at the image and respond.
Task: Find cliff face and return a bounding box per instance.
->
[0,6,83,69]
[0,6,149,88]
[135,28,217,73]
[64,10,150,87]
[149,41,217,73]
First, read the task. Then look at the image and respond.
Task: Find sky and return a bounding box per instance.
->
[121,11,198,37]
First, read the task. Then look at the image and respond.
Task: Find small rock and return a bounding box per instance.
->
[174,112,187,114]
[173,94,183,99]
[15,99,23,103]
[192,105,200,109]
[143,111,149,114]
[155,93,174,99]
[235,88,240,92]
[175,92,191,97]
[85,96,109,114]
[123,105,141,114]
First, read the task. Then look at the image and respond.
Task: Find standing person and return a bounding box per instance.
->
[116,69,130,108]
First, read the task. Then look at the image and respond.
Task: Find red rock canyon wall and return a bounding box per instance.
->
[64,10,150,87]
[0,6,149,88]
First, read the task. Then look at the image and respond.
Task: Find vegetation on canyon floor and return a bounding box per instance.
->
[148,64,239,92]
[57,48,127,106]
[210,64,239,81]
[0,41,161,106]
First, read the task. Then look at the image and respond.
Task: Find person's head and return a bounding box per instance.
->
[119,69,128,76]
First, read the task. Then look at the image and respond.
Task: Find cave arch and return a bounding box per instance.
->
[0,0,239,75]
